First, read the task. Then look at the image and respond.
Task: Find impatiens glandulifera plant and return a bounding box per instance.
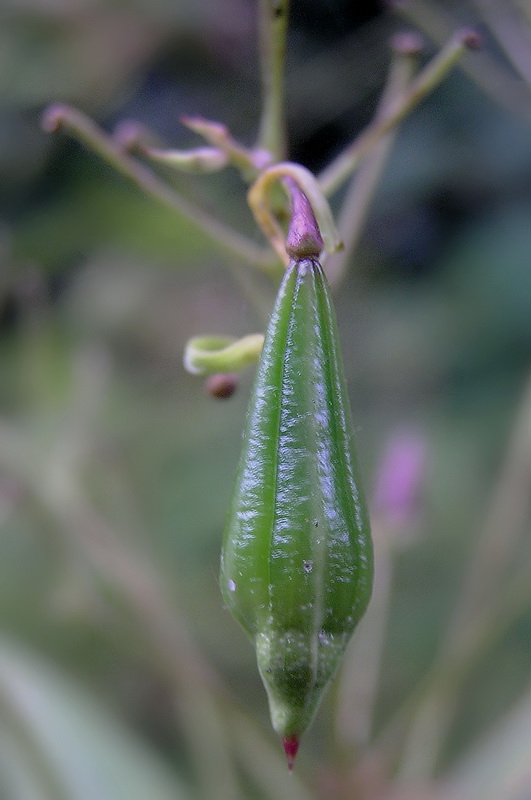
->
[221,181,372,767]
[41,0,479,771]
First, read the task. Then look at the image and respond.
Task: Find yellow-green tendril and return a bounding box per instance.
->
[248,163,343,264]
[142,146,228,173]
[184,334,264,376]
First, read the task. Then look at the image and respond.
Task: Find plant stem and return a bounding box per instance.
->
[325,33,422,287]
[392,0,531,128]
[319,29,478,197]
[257,0,290,161]
[42,105,276,273]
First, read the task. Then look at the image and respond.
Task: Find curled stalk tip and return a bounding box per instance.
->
[113,120,228,172]
[180,115,228,140]
[459,28,482,50]
[184,334,264,376]
[41,103,69,133]
[181,115,268,177]
[112,120,155,153]
[391,31,425,56]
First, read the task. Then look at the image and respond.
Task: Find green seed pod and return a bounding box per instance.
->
[221,257,373,764]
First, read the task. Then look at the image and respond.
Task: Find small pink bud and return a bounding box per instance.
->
[372,429,427,530]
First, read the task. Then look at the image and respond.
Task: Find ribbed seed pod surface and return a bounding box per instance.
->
[221,257,373,755]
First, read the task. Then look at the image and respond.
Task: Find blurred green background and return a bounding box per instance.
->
[1,0,531,798]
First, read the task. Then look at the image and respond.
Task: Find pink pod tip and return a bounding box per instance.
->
[282,736,300,771]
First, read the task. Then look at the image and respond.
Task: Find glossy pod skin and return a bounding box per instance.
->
[221,258,373,752]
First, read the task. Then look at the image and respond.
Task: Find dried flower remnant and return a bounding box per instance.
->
[205,373,238,400]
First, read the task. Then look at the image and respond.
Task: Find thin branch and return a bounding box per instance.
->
[257,0,290,161]
[319,29,480,197]
[324,32,423,287]
[42,105,276,273]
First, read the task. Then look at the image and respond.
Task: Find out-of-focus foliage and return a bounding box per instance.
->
[0,637,190,800]
[0,0,531,798]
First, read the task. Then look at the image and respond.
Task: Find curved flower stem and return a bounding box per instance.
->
[319,29,479,197]
[42,105,276,274]
[324,33,423,288]
[257,0,290,161]
[248,162,342,264]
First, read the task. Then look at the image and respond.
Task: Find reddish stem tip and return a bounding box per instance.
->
[41,104,68,133]
[113,120,147,153]
[282,736,300,771]
[460,28,482,50]
[391,31,424,56]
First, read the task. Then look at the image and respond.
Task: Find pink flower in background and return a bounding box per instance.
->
[372,429,428,532]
